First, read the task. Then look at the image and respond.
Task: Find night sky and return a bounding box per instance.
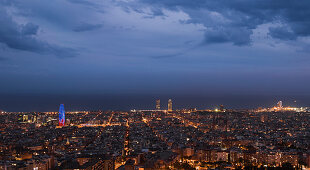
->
[0,0,310,111]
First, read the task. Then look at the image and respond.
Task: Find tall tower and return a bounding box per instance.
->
[156,99,160,110]
[168,99,172,111]
[59,104,65,126]
[277,101,283,108]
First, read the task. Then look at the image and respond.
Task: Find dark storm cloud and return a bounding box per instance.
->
[268,26,297,41]
[21,23,39,35]
[204,27,252,46]
[66,0,96,6]
[138,0,310,45]
[0,5,76,58]
[73,23,103,32]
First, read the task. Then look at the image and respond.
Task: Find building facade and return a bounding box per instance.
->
[168,99,172,111]
[156,99,160,110]
[59,104,65,126]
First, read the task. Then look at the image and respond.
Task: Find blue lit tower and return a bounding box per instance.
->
[59,104,65,126]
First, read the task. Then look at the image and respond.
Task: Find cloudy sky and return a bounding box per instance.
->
[0,0,310,111]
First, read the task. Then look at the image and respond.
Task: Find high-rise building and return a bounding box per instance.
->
[59,104,65,126]
[156,99,160,110]
[168,99,172,111]
[277,101,283,108]
[23,114,28,122]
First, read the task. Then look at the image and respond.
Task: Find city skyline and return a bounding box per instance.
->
[1,1,310,169]
[0,97,308,112]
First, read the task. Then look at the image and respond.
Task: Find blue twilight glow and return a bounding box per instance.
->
[59,104,65,126]
[0,0,310,111]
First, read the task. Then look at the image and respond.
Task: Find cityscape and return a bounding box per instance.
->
[0,100,309,169]
[1,0,310,169]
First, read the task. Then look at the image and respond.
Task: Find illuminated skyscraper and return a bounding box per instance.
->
[168,99,172,111]
[156,99,160,110]
[59,104,65,126]
[277,101,283,108]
